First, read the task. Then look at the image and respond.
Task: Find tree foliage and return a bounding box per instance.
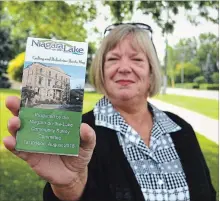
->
[86,42,97,82]
[167,33,218,84]
[173,38,198,64]
[166,38,197,85]
[103,1,218,34]
[138,1,193,34]
[0,28,14,88]
[103,1,134,23]
[196,33,219,82]
[2,1,97,53]
[193,76,206,85]
[187,1,219,25]
[211,72,219,84]
[0,28,15,70]
[167,46,175,86]
[21,87,37,107]
[175,62,201,83]
[0,2,14,88]
[2,1,97,83]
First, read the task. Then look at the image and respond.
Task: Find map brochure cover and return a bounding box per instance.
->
[15,37,88,156]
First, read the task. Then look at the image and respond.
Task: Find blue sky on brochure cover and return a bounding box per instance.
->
[24,61,86,89]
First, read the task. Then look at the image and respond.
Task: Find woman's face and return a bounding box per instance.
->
[103,35,151,102]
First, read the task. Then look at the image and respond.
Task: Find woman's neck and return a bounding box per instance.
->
[108,96,153,146]
[110,97,152,127]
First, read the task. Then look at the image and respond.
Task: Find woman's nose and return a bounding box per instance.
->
[118,58,132,73]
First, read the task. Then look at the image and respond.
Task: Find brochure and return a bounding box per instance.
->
[15,37,88,156]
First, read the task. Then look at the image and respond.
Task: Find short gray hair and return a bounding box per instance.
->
[90,24,161,97]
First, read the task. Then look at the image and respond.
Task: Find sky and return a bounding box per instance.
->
[24,61,86,89]
[84,1,219,64]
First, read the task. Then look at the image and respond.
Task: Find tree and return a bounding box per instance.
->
[166,37,198,86]
[193,76,206,85]
[2,1,97,83]
[62,83,70,104]
[103,1,134,23]
[0,2,15,88]
[0,28,13,88]
[86,42,97,83]
[21,87,36,107]
[173,38,198,64]
[2,1,97,53]
[175,62,201,83]
[167,33,218,84]
[166,46,176,87]
[103,1,218,34]
[196,33,219,82]
[186,1,219,25]
[211,72,219,84]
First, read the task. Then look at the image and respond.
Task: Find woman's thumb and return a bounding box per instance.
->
[80,123,96,151]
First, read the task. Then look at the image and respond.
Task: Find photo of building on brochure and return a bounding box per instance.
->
[21,62,85,112]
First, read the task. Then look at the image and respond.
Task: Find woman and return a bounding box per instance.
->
[4,23,216,201]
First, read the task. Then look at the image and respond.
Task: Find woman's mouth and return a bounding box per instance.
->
[116,80,134,86]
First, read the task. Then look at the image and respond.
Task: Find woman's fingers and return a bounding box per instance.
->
[80,123,96,152]
[3,135,16,151]
[3,136,30,161]
[7,116,20,137]
[5,96,21,116]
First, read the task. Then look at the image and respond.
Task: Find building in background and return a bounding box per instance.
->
[22,62,71,104]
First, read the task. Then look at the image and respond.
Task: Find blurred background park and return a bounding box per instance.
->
[0,1,219,201]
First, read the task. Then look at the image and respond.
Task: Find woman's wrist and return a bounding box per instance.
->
[51,168,88,201]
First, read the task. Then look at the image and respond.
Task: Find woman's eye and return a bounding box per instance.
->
[107,57,118,61]
[132,58,142,61]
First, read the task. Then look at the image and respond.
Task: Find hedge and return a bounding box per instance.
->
[199,84,219,90]
[174,83,219,90]
[174,83,199,89]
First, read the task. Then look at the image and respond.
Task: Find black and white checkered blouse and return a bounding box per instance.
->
[93,97,190,201]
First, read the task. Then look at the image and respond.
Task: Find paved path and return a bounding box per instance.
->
[164,87,218,100]
[149,99,218,144]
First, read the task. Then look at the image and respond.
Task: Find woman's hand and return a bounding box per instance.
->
[4,96,96,201]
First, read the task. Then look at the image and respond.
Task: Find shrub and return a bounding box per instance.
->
[44,99,50,104]
[193,76,206,84]
[175,83,199,89]
[7,52,25,82]
[175,83,219,90]
[0,75,11,88]
[199,84,219,90]
[211,72,219,84]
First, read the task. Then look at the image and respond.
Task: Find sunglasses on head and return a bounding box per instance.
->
[103,22,158,58]
[104,22,153,38]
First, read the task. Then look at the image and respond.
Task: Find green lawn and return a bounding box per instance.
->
[0,89,218,201]
[196,134,219,200]
[155,94,218,120]
[0,150,46,201]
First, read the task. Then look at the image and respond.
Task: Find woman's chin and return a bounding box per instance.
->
[115,91,136,101]
[106,87,140,102]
